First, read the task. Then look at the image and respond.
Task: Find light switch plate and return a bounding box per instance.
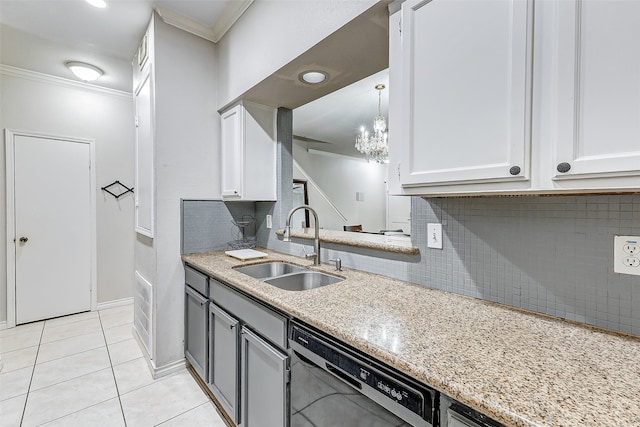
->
[614,235,640,276]
[266,215,272,229]
[427,223,443,249]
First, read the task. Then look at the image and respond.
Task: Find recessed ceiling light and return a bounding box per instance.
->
[86,0,107,8]
[65,61,104,82]
[299,71,328,84]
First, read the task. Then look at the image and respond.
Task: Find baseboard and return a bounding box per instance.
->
[152,358,187,379]
[96,297,134,311]
[132,325,186,380]
[0,321,7,331]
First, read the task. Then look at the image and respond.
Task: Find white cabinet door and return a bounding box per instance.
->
[550,0,640,181]
[220,103,277,201]
[220,105,244,199]
[400,0,533,187]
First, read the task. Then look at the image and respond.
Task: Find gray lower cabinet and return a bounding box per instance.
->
[209,302,240,423]
[185,285,208,381]
[240,326,290,427]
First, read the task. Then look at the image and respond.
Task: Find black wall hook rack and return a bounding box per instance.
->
[101,180,134,199]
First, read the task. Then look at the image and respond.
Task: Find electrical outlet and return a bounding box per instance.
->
[427,223,443,249]
[266,215,272,229]
[614,235,640,276]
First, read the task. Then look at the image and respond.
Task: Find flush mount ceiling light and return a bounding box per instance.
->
[65,61,104,82]
[355,84,388,163]
[86,0,107,8]
[299,70,328,84]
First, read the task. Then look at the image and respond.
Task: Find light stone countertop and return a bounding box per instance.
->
[182,249,640,427]
[274,228,419,255]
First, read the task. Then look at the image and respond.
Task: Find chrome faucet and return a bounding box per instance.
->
[283,204,320,266]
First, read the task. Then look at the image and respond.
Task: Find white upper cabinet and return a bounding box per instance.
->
[392,0,640,196]
[546,0,640,186]
[399,0,533,188]
[220,102,277,201]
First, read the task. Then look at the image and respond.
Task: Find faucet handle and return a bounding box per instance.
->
[328,258,342,271]
[302,246,317,259]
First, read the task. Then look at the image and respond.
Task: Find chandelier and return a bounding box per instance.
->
[355,84,388,163]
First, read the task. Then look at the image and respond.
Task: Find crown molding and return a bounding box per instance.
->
[0,64,132,99]
[155,0,253,43]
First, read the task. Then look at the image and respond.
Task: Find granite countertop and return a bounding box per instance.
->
[182,249,640,427]
[274,228,419,255]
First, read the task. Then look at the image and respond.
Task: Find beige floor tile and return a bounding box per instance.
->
[36,330,106,364]
[104,324,134,345]
[99,304,133,319]
[100,311,134,330]
[41,317,102,344]
[0,366,33,401]
[0,393,27,426]
[108,339,143,366]
[31,347,111,391]
[112,357,155,395]
[0,331,41,353]
[0,345,38,373]
[44,311,98,329]
[120,371,208,427]
[0,321,44,338]
[21,368,118,427]
[39,397,125,427]
[156,401,227,427]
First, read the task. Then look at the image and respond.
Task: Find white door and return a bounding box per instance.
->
[400,0,533,186]
[13,134,92,324]
[550,0,640,180]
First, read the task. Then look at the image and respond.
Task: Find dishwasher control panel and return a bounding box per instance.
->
[292,325,428,418]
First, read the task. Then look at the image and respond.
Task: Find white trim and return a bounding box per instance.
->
[154,1,253,43]
[0,64,132,99]
[0,321,7,331]
[4,129,98,327]
[132,326,187,380]
[96,297,134,311]
[152,358,187,380]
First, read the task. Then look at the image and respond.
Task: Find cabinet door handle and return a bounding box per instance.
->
[19,236,29,243]
[557,162,571,173]
[509,166,521,176]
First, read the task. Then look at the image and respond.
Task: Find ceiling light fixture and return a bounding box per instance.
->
[299,71,328,84]
[355,84,388,163]
[86,0,107,8]
[65,61,104,82]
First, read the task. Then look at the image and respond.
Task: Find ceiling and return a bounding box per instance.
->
[293,68,389,159]
[0,0,390,157]
[0,0,250,92]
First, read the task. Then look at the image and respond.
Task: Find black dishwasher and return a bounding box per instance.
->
[289,320,437,427]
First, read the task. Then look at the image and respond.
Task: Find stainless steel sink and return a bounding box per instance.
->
[264,271,342,291]
[234,262,306,280]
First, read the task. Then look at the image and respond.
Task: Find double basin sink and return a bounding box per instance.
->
[234,262,342,292]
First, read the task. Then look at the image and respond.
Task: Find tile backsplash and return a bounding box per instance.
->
[410,195,640,335]
[182,194,640,335]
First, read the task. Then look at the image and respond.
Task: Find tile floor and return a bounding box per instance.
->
[0,304,227,426]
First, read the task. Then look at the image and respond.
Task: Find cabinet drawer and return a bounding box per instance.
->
[211,278,287,349]
[185,265,209,297]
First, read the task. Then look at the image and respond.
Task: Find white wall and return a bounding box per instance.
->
[134,15,218,369]
[216,0,376,109]
[0,68,135,322]
[293,144,387,232]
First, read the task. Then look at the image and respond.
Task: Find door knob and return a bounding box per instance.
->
[19,237,28,243]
